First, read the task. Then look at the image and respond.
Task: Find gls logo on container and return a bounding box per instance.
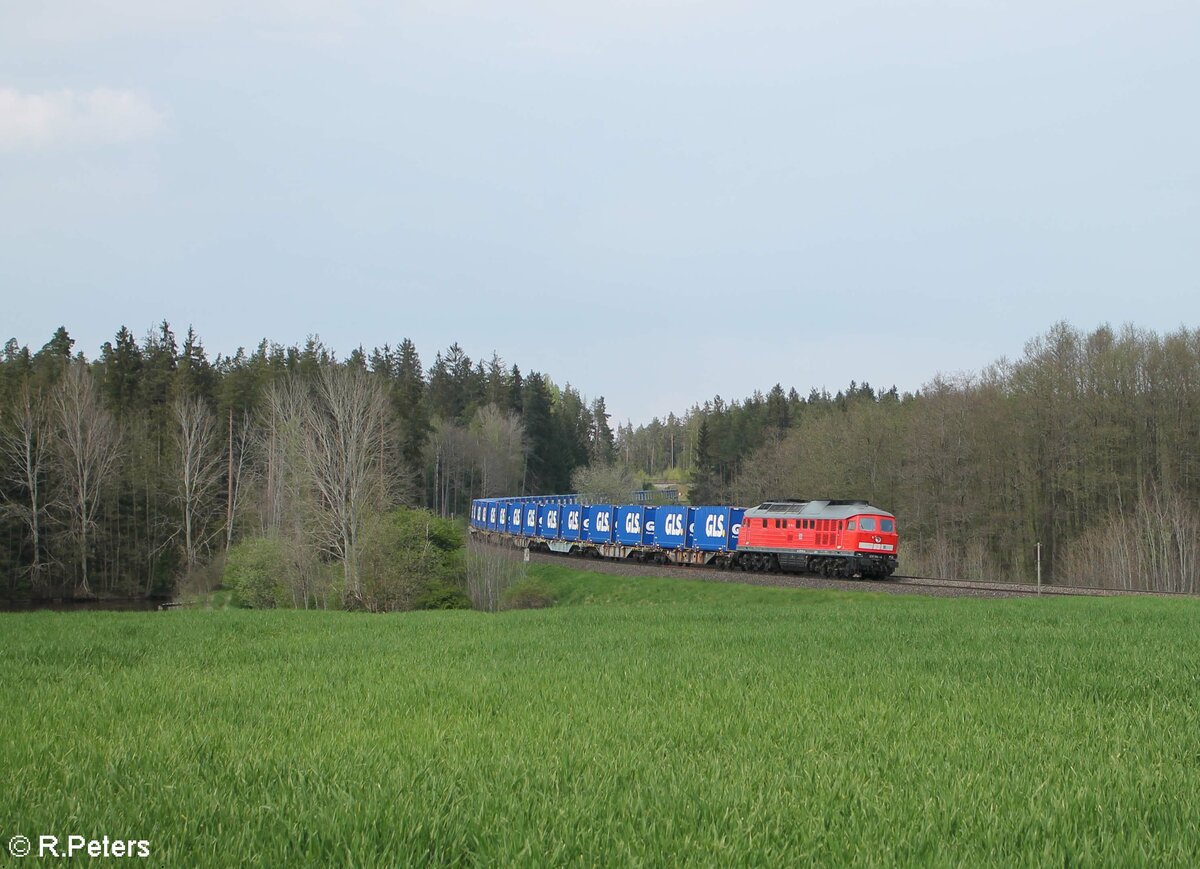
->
[624,512,641,534]
[595,512,611,533]
[663,513,684,536]
[546,511,558,530]
[704,514,726,537]
[566,511,580,531]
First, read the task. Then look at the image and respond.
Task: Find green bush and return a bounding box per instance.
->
[500,578,557,610]
[414,580,471,610]
[356,509,467,612]
[224,537,289,608]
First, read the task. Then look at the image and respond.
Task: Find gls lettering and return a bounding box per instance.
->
[705,514,726,537]
[664,513,683,536]
[624,513,641,534]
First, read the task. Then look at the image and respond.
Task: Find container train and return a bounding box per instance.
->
[469,495,899,579]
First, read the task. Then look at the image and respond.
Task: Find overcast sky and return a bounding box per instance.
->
[3,1,1198,424]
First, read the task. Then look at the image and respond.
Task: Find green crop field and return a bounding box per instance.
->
[3,566,1199,866]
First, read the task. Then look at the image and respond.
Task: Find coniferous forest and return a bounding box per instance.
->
[2,320,1198,601]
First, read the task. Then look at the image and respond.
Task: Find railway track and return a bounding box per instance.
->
[523,548,1181,599]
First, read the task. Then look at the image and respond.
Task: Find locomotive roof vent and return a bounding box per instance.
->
[756,501,811,513]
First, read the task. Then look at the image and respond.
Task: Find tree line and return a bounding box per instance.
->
[0,324,613,602]
[5,320,1196,599]
[611,323,1200,592]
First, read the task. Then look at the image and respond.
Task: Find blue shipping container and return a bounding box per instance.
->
[538,504,561,539]
[654,505,690,550]
[615,505,644,546]
[690,506,746,551]
[641,508,657,546]
[585,505,615,544]
[523,503,538,536]
[509,503,524,535]
[729,508,746,550]
[561,504,582,541]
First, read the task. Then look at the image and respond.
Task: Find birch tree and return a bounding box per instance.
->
[301,365,390,605]
[172,394,224,568]
[225,410,255,551]
[0,382,52,590]
[469,404,525,497]
[260,378,309,533]
[51,362,121,596]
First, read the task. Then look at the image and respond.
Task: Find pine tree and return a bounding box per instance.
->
[590,397,616,465]
[394,339,428,480]
[690,417,719,504]
[521,372,555,493]
[98,326,143,415]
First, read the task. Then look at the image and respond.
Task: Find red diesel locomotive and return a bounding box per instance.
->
[733,499,898,578]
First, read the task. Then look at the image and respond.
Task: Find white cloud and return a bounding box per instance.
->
[0,87,165,151]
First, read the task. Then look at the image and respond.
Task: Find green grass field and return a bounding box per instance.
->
[3,565,1200,866]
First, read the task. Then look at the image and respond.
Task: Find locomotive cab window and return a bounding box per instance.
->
[881,519,895,533]
[847,520,856,530]
[860,517,876,532]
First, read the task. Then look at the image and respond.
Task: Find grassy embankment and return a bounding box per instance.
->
[3,565,1199,866]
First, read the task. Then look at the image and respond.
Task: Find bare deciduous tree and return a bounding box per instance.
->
[51,362,121,596]
[259,378,309,534]
[172,394,225,568]
[0,382,53,591]
[225,410,255,551]
[465,534,527,613]
[571,461,638,504]
[427,417,471,518]
[301,365,390,605]
[470,404,526,497]
[1061,484,1200,593]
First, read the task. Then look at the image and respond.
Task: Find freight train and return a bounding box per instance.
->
[469,495,899,579]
